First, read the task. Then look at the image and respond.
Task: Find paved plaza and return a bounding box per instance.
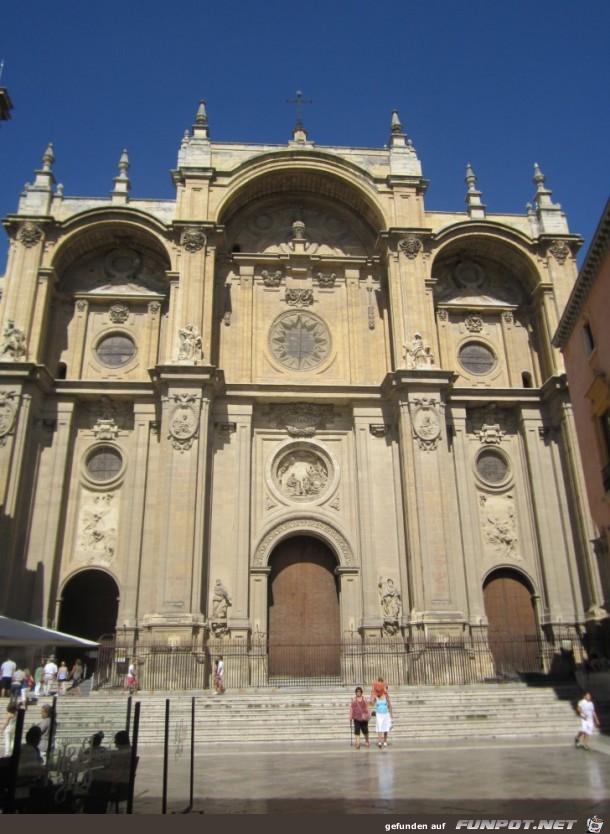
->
[129,735,610,815]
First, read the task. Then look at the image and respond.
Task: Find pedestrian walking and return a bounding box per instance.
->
[1,657,16,698]
[42,656,58,696]
[68,658,84,696]
[349,686,371,749]
[121,658,138,695]
[213,655,225,694]
[57,661,69,695]
[372,687,393,749]
[575,691,600,750]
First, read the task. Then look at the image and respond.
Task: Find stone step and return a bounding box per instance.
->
[43,683,583,746]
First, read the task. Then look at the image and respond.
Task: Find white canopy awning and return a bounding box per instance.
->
[0,616,99,648]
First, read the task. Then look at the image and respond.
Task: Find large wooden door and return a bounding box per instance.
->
[483,569,539,677]
[268,536,340,680]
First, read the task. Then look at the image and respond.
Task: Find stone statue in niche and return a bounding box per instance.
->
[378,577,402,620]
[177,324,203,362]
[0,321,27,360]
[404,332,433,369]
[211,579,232,620]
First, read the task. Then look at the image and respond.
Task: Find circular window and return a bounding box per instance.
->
[459,342,496,375]
[86,447,123,482]
[95,334,136,368]
[269,312,331,371]
[476,449,509,484]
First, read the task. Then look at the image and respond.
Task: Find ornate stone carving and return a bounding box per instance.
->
[265,496,277,511]
[18,222,43,248]
[148,301,161,315]
[410,398,442,451]
[269,312,331,371]
[465,313,484,333]
[272,448,332,502]
[254,518,355,567]
[369,424,389,437]
[217,422,236,438]
[398,234,423,259]
[109,303,130,324]
[403,332,434,370]
[330,496,340,511]
[77,491,118,564]
[261,270,283,287]
[549,240,570,265]
[285,288,313,308]
[0,321,27,361]
[316,271,336,288]
[270,403,334,437]
[211,579,232,621]
[437,309,448,321]
[502,311,514,324]
[82,397,132,437]
[168,393,200,452]
[210,622,229,639]
[467,403,516,443]
[177,324,203,362]
[0,390,18,446]
[479,492,520,561]
[181,226,207,253]
[379,576,402,621]
[76,300,88,313]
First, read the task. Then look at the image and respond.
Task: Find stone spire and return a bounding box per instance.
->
[388,109,423,182]
[111,149,131,204]
[192,100,209,140]
[31,142,55,189]
[464,163,486,220]
[19,142,56,213]
[531,163,568,234]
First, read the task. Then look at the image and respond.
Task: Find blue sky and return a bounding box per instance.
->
[1,1,608,272]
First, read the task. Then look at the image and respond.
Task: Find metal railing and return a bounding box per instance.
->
[94,632,577,690]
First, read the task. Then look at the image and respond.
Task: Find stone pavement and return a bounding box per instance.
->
[128,734,610,815]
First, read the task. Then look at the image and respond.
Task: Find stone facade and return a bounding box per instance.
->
[0,105,607,676]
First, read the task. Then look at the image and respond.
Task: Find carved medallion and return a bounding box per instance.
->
[398,235,423,259]
[548,240,570,265]
[0,390,17,446]
[465,313,484,333]
[269,312,331,371]
[18,222,43,248]
[272,447,332,502]
[411,398,442,451]
[181,227,207,253]
[168,394,200,452]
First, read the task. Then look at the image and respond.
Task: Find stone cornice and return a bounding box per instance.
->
[554,197,610,348]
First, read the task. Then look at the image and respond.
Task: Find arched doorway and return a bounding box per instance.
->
[483,569,539,677]
[58,569,119,641]
[268,535,340,681]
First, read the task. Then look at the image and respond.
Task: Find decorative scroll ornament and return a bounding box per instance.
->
[316,272,336,288]
[398,234,423,259]
[0,321,27,361]
[261,270,283,287]
[403,332,434,369]
[272,446,333,502]
[270,403,334,437]
[548,240,570,265]
[168,393,200,452]
[465,313,484,333]
[177,324,203,362]
[109,303,129,324]
[0,390,18,446]
[18,222,43,248]
[181,226,207,253]
[285,288,313,307]
[411,398,442,451]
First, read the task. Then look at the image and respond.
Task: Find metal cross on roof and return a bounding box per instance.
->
[286,90,313,129]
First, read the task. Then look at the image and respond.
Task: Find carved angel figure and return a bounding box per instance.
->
[378,577,402,620]
[177,324,202,361]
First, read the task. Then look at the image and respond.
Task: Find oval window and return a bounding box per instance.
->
[459,342,496,375]
[95,334,136,368]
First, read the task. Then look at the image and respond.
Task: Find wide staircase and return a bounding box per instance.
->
[43,682,584,746]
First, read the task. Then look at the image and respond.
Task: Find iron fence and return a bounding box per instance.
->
[93,632,578,690]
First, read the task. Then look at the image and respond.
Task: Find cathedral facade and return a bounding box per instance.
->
[0,104,606,683]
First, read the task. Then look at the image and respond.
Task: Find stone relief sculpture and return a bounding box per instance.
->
[82,397,132,439]
[433,258,524,307]
[0,321,27,360]
[261,270,283,287]
[177,324,203,362]
[270,402,334,437]
[398,234,423,259]
[479,493,520,561]
[0,390,18,446]
[410,398,442,451]
[285,288,313,308]
[269,312,331,371]
[210,579,232,638]
[109,303,130,323]
[181,226,207,253]
[378,576,402,635]
[275,451,329,500]
[464,313,484,333]
[17,222,43,248]
[168,393,200,452]
[403,332,433,369]
[78,492,118,564]
[468,403,516,444]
